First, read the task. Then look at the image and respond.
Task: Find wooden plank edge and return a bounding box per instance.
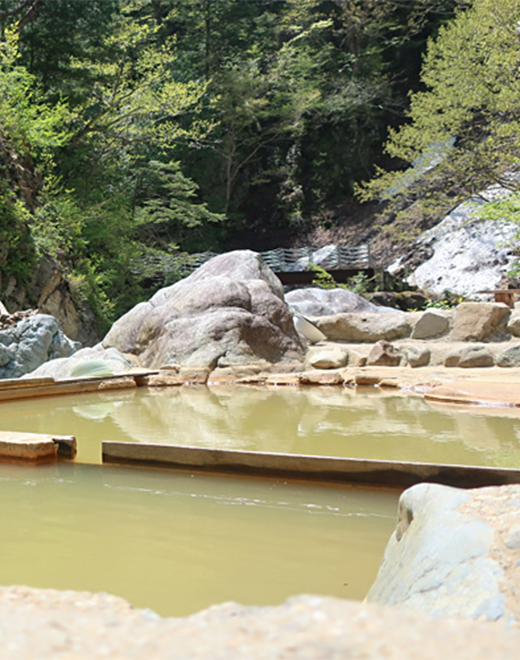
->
[0,377,56,390]
[0,371,159,400]
[101,442,520,489]
[0,376,139,402]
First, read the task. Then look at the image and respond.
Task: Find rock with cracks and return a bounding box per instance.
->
[103,250,305,370]
[0,314,79,378]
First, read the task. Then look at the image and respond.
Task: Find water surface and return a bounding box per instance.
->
[0,461,397,616]
[0,385,518,467]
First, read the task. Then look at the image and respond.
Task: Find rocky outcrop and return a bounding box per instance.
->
[367,483,520,623]
[103,251,304,370]
[285,287,394,316]
[0,257,98,345]
[0,314,79,378]
[404,191,520,297]
[35,259,98,345]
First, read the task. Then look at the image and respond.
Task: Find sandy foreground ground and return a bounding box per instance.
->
[2,586,520,660]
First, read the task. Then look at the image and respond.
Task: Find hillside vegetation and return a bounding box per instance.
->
[1,0,509,333]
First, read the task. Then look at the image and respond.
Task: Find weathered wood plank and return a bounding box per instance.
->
[0,377,56,390]
[0,375,146,403]
[101,442,520,489]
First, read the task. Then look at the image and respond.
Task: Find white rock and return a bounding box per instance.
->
[408,189,520,297]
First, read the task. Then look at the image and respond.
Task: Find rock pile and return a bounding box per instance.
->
[310,301,520,369]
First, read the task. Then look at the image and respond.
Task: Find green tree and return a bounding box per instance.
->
[0,2,222,330]
[359,0,520,209]
[0,27,69,283]
[134,159,223,252]
[162,0,462,239]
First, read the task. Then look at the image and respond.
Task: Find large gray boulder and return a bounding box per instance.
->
[285,287,394,317]
[367,483,520,623]
[0,314,79,378]
[103,251,304,369]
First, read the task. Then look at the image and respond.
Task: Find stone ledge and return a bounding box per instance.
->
[0,432,77,462]
[0,587,519,659]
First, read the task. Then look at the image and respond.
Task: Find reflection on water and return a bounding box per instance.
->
[0,385,519,467]
[0,461,398,616]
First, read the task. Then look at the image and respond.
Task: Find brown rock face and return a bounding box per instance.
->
[34,258,98,344]
[367,340,402,366]
[450,302,511,341]
[316,312,411,342]
[103,251,304,370]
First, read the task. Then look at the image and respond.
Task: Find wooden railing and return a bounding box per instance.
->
[132,244,373,285]
[188,244,371,273]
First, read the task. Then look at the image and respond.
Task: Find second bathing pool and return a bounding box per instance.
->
[0,384,518,467]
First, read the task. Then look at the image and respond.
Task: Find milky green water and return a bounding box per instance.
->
[0,385,518,616]
[0,461,397,616]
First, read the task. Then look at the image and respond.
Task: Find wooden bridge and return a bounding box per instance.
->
[134,244,373,286]
[188,244,373,285]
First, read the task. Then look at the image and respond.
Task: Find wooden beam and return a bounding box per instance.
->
[101,442,520,489]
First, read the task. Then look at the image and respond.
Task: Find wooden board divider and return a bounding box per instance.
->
[0,371,159,403]
[101,442,520,490]
[0,377,56,390]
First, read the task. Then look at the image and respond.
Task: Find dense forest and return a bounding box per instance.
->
[2,0,514,333]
